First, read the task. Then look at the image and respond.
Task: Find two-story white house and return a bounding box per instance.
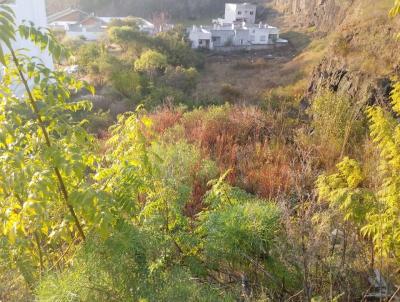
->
[189,2,287,50]
[0,0,53,69]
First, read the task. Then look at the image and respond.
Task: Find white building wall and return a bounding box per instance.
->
[237,3,256,23]
[249,28,263,44]
[224,4,237,23]
[233,29,251,46]
[224,3,256,24]
[248,26,280,44]
[253,28,270,44]
[6,0,54,69]
[210,29,235,47]
[189,27,213,49]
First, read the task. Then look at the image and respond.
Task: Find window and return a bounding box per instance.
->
[250,11,254,15]
[270,34,278,41]
[237,11,242,15]
[260,35,266,41]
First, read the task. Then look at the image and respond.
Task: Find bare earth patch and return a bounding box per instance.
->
[192,36,323,103]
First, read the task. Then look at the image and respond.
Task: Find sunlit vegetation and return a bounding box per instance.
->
[64,22,205,131]
[1,1,400,301]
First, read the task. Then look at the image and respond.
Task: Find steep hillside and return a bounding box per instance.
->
[311,1,399,103]
[269,0,400,105]
[307,14,400,105]
[46,0,400,106]
[270,0,352,32]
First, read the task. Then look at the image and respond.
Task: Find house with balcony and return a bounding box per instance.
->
[188,2,287,51]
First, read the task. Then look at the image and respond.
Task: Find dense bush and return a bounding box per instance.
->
[37,224,233,302]
[134,50,168,75]
[3,3,400,301]
[34,111,296,301]
[162,66,199,93]
[153,27,205,69]
[219,84,242,102]
[304,90,366,168]
[73,23,204,116]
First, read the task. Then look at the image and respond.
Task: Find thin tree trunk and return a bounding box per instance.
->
[9,47,86,241]
[34,232,44,276]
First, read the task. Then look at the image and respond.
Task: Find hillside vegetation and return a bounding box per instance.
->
[1,1,400,302]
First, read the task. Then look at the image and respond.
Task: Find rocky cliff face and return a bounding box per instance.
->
[305,15,400,105]
[271,0,352,32]
[270,0,400,105]
[307,57,393,106]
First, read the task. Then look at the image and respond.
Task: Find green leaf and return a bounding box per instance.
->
[0,44,6,66]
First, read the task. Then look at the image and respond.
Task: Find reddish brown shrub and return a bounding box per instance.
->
[150,104,297,199]
[239,142,293,198]
[149,106,183,133]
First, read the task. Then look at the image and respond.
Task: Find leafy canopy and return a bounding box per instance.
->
[0,4,114,287]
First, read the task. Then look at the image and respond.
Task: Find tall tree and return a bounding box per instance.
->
[0,4,113,284]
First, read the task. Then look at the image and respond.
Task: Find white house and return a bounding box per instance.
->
[224,3,256,24]
[47,7,89,31]
[64,14,108,41]
[190,23,283,49]
[48,8,106,40]
[249,23,280,44]
[48,8,155,41]
[189,3,287,50]
[188,26,213,49]
[1,0,53,69]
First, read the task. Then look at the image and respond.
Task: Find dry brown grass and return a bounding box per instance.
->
[192,31,328,105]
[330,16,400,76]
[192,50,297,103]
[151,105,299,199]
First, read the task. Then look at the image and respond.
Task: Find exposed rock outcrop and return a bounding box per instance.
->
[307,57,393,106]
[269,0,400,105]
[305,12,400,104]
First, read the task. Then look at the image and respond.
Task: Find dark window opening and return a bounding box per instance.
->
[270,34,278,41]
